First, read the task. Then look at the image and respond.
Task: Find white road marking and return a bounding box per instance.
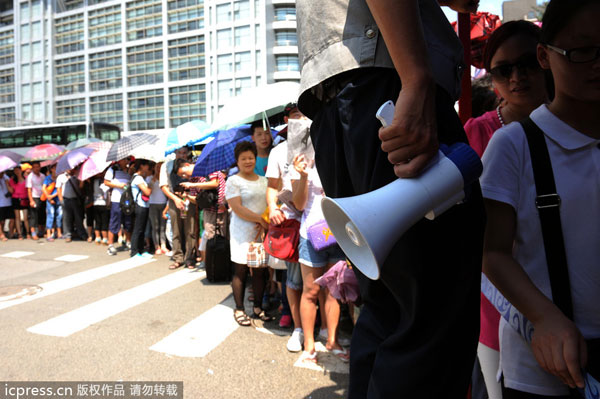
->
[54,254,89,262]
[149,296,238,358]
[1,251,34,258]
[0,256,155,311]
[27,269,205,337]
[293,342,350,374]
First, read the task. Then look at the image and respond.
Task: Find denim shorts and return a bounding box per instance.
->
[298,237,345,268]
[109,202,132,235]
[285,261,303,290]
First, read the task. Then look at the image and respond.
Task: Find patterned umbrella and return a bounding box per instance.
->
[106,133,160,162]
[192,125,277,177]
[78,147,112,181]
[65,137,102,151]
[165,120,214,155]
[0,150,23,173]
[56,147,95,175]
[23,144,66,162]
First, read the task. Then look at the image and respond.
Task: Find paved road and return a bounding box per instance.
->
[0,239,350,399]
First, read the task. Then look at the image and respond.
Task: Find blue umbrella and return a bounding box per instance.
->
[56,147,95,175]
[165,119,214,155]
[192,125,277,177]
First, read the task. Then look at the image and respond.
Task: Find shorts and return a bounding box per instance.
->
[285,261,303,290]
[298,237,345,268]
[11,198,28,210]
[109,202,132,235]
[0,205,14,220]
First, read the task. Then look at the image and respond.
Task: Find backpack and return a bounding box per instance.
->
[119,176,135,216]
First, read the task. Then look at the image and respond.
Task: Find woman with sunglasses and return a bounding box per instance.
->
[465,20,549,158]
[481,0,600,397]
[465,20,550,399]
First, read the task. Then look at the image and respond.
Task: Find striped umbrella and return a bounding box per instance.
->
[106,133,160,162]
[23,144,65,162]
[66,137,102,151]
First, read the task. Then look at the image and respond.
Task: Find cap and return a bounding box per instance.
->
[284,102,298,116]
[20,163,32,171]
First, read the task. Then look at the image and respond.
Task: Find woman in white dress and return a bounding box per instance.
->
[225,141,271,326]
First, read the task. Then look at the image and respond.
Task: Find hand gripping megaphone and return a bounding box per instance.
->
[320,101,483,280]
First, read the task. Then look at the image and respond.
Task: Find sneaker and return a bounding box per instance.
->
[95,237,101,245]
[140,252,154,259]
[102,238,109,245]
[279,314,292,328]
[107,245,117,256]
[287,328,304,353]
[126,242,131,250]
[165,250,173,257]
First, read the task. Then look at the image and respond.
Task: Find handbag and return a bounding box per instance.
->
[196,189,218,209]
[307,219,337,251]
[521,118,599,396]
[263,218,300,262]
[40,181,55,202]
[268,256,287,270]
[247,229,269,268]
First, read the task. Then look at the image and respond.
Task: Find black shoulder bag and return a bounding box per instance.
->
[520,118,599,397]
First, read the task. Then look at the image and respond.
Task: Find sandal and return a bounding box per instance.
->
[0,236,8,242]
[300,351,318,364]
[327,346,350,363]
[186,264,196,269]
[252,309,275,322]
[234,310,251,326]
[168,262,182,270]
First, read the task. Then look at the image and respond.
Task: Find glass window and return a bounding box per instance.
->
[127,89,165,131]
[22,104,31,121]
[276,55,299,72]
[216,4,231,23]
[31,0,42,16]
[31,22,41,38]
[32,102,43,121]
[20,3,30,19]
[22,83,31,99]
[217,54,232,74]
[274,6,296,21]
[234,51,251,72]
[168,36,205,81]
[275,30,297,46]
[169,84,206,127]
[217,80,232,101]
[21,64,31,82]
[255,49,261,71]
[217,29,231,49]
[20,24,30,42]
[233,0,250,20]
[21,43,30,60]
[234,25,250,46]
[235,77,251,95]
[32,62,42,77]
[91,94,123,128]
[255,24,261,46]
[31,42,41,59]
[32,82,42,98]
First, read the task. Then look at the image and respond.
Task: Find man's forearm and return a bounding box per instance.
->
[161,185,180,203]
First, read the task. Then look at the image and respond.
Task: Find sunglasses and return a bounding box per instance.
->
[489,54,541,81]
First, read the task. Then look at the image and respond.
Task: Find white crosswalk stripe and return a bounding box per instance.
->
[54,254,89,262]
[0,256,156,311]
[27,269,205,337]
[1,251,34,258]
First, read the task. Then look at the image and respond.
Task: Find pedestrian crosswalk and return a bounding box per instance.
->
[0,249,350,374]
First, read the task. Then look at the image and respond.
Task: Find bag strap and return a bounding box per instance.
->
[519,117,573,320]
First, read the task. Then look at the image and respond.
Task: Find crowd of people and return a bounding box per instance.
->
[0,0,598,397]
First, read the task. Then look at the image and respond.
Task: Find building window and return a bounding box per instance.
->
[89,5,122,48]
[235,77,251,95]
[0,30,14,65]
[275,30,297,46]
[274,6,296,21]
[168,0,202,10]
[168,2,204,34]
[216,3,231,23]
[20,2,29,20]
[234,25,250,46]
[217,79,232,102]
[55,56,85,96]
[217,54,233,74]
[126,0,162,41]
[169,84,206,127]
[0,69,15,104]
[233,0,250,20]
[56,98,86,123]
[89,49,123,91]
[168,35,205,81]
[55,14,84,54]
[32,82,42,99]
[234,51,251,73]
[91,94,123,128]
[0,107,16,127]
[127,42,163,86]
[276,55,299,72]
[216,29,232,49]
[128,89,165,131]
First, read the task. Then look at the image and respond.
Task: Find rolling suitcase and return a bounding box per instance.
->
[205,220,231,283]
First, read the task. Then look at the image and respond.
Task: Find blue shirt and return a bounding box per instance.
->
[43,175,57,195]
[254,156,269,176]
[131,174,149,208]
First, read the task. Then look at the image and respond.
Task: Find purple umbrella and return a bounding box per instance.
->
[0,150,23,173]
[56,147,95,175]
[314,260,360,304]
[78,147,112,181]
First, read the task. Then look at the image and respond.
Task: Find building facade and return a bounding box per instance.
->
[502,0,537,22]
[0,0,300,133]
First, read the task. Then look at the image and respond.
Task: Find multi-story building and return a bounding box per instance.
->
[0,0,300,133]
[502,0,537,22]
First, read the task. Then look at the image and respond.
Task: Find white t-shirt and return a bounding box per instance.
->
[92,178,109,206]
[265,141,301,221]
[0,175,11,207]
[159,159,174,190]
[480,105,600,396]
[26,171,45,198]
[148,177,166,204]
[104,167,130,203]
[289,166,325,239]
[131,174,149,208]
[55,173,69,191]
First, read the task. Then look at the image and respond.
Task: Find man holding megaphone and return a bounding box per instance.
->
[296,0,485,397]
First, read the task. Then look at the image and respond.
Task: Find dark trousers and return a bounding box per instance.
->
[168,199,197,265]
[63,197,87,240]
[308,68,485,399]
[29,197,46,230]
[149,203,167,248]
[131,204,149,256]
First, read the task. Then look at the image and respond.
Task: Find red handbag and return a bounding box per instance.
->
[263,219,300,263]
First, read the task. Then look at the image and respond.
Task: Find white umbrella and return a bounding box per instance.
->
[211,82,300,130]
[129,134,168,163]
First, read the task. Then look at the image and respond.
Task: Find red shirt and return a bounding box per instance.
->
[464,109,502,158]
[191,171,227,213]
